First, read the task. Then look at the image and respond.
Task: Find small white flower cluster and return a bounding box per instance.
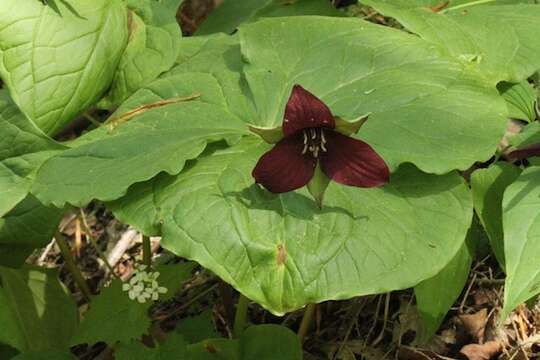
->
[122,265,168,303]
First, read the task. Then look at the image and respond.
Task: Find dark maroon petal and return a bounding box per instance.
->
[252,134,316,193]
[507,142,540,161]
[320,130,389,187]
[283,84,335,136]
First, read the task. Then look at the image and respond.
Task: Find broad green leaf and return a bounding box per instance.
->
[113,138,472,315]
[470,162,521,268]
[196,0,343,35]
[154,261,195,301]
[359,0,537,9]
[103,0,182,105]
[0,266,78,353]
[240,325,301,360]
[160,0,184,13]
[0,91,65,217]
[361,1,540,84]
[70,280,151,346]
[501,166,540,319]
[414,224,475,342]
[187,325,300,360]
[0,0,128,135]
[12,352,77,360]
[498,81,537,122]
[169,34,257,123]
[116,334,189,360]
[32,73,248,207]
[0,195,64,268]
[239,17,507,174]
[176,310,220,343]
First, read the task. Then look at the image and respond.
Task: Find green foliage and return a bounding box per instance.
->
[0,266,78,353]
[498,81,537,122]
[0,196,64,268]
[362,1,540,84]
[414,224,475,342]
[114,139,472,314]
[32,73,248,208]
[471,162,522,268]
[196,0,343,35]
[2,0,540,342]
[103,0,183,105]
[70,280,151,346]
[501,166,540,319]
[169,34,257,123]
[12,351,77,360]
[0,91,65,217]
[239,17,507,174]
[0,0,128,135]
[115,333,189,360]
[239,325,302,360]
[154,261,195,301]
[176,310,220,343]
[116,324,301,360]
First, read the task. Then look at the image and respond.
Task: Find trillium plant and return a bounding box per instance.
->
[251,85,389,206]
[2,0,540,359]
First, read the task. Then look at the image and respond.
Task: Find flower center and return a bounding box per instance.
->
[301,128,327,158]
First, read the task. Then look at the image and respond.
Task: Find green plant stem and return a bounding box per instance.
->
[442,0,496,12]
[78,209,119,279]
[297,303,316,344]
[233,294,250,339]
[142,235,152,268]
[82,112,101,127]
[55,230,92,300]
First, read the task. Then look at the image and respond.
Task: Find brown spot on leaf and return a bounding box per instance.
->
[127,10,136,41]
[277,244,286,266]
[428,1,449,12]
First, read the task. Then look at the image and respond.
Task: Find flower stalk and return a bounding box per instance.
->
[233,294,250,339]
[55,229,92,300]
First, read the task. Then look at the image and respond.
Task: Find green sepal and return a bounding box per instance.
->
[307,163,330,209]
[334,114,370,135]
[247,124,284,144]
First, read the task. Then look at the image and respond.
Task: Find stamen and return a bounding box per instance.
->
[303,131,308,145]
[313,146,319,158]
[320,130,326,144]
[311,128,316,139]
[321,142,327,152]
[302,143,308,154]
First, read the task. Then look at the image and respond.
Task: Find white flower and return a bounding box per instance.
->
[122,265,168,303]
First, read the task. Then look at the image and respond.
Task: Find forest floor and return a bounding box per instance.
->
[32,204,540,360]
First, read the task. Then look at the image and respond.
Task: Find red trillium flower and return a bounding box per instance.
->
[251,84,389,202]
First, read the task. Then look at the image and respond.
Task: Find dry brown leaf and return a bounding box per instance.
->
[459,309,488,343]
[398,346,444,360]
[460,341,501,360]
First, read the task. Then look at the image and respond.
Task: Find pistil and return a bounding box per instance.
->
[301,128,328,158]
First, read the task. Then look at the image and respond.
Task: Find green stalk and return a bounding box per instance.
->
[233,294,250,339]
[78,209,119,279]
[297,303,316,344]
[442,0,496,12]
[55,230,92,300]
[142,235,152,268]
